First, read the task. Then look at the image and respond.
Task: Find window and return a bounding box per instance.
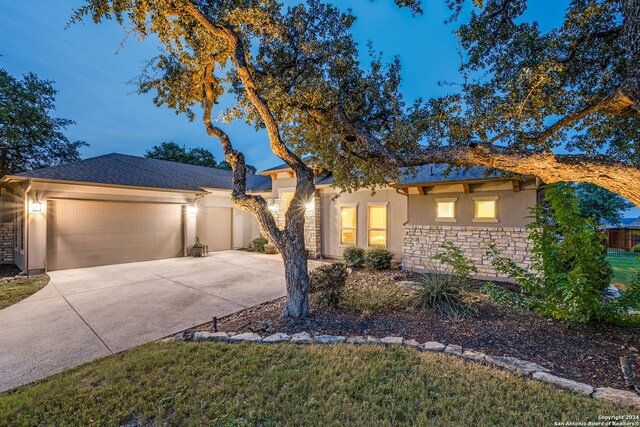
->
[474,196,499,222]
[367,204,387,247]
[339,206,357,245]
[435,198,457,222]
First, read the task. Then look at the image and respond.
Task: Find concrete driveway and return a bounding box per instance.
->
[0,251,289,392]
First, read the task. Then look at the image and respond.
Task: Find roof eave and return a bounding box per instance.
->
[0,176,208,195]
[391,175,534,188]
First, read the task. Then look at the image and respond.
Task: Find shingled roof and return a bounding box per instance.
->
[394,164,509,186]
[8,153,272,193]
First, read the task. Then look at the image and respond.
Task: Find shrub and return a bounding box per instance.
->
[309,263,348,308]
[412,266,473,317]
[341,272,403,317]
[363,248,394,270]
[343,246,365,268]
[250,237,268,253]
[433,242,478,280]
[483,183,634,324]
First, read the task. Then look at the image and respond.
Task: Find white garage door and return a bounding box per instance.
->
[196,207,233,252]
[47,199,184,271]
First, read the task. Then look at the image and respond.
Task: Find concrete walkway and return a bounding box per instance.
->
[0,251,290,392]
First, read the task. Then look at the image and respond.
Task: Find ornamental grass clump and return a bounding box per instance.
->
[412,268,471,317]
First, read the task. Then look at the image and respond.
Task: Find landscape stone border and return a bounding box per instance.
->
[171,330,640,410]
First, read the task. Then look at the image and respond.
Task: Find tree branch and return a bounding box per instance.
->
[201,63,283,245]
[181,2,316,235]
[313,105,640,207]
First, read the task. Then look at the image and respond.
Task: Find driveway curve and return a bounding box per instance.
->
[0,251,289,391]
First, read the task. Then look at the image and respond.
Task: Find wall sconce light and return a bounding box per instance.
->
[30,193,43,214]
[305,200,315,211]
[30,200,43,213]
[268,202,278,212]
[187,204,198,217]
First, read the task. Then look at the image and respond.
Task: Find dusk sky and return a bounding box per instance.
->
[2,0,638,216]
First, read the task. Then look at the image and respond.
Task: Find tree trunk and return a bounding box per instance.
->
[279,235,310,319]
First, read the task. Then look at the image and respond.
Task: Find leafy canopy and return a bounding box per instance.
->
[0,67,86,176]
[575,183,634,225]
[145,141,217,167]
[484,183,640,324]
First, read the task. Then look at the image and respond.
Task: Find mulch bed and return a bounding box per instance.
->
[0,264,20,278]
[190,270,640,390]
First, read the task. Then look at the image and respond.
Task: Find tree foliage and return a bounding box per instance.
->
[299,0,640,204]
[71,0,376,318]
[575,183,634,225]
[145,141,216,167]
[0,67,86,176]
[482,183,640,324]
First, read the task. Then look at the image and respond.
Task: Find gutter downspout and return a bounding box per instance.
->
[24,180,33,277]
[395,188,410,226]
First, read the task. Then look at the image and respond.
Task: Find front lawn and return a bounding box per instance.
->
[607,254,640,290]
[0,275,49,310]
[0,342,630,426]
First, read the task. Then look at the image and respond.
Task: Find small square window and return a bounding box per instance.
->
[435,198,457,222]
[474,197,499,222]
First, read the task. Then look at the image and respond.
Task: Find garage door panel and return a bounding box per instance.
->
[196,207,232,252]
[48,200,184,271]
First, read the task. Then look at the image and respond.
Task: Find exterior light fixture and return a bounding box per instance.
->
[30,200,43,213]
[187,205,198,217]
[30,193,43,213]
[305,200,315,211]
[268,201,278,212]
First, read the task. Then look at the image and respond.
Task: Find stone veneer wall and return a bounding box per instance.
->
[403,224,533,278]
[270,195,322,259]
[0,222,14,264]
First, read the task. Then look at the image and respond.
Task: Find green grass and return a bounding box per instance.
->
[0,275,49,310]
[607,255,640,290]
[1,342,633,426]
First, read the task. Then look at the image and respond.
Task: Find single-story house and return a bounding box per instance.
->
[0,153,541,277]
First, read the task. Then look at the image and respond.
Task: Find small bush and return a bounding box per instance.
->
[343,246,365,267]
[363,248,394,270]
[251,237,268,253]
[413,267,472,317]
[341,272,403,317]
[309,263,348,308]
[483,183,628,324]
[433,242,478,280]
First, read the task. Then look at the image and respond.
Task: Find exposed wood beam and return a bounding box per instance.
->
[462,183,471,193]
[512,180,521,192]
[417,186,425,195]
[287,171,295,178]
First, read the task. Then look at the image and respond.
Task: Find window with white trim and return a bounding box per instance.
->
[339,206,357,245]
[367,204,388,247]
[435,198,457,222]
[473,196,499,222]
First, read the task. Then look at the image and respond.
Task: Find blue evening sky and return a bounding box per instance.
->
[2,0,638,217]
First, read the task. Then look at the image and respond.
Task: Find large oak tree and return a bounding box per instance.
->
[73,0,366,318]
[306,0,640,206]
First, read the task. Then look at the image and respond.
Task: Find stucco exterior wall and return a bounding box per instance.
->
[320,187,408,260]
[403,224,533,278]
[407,187,538,228]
